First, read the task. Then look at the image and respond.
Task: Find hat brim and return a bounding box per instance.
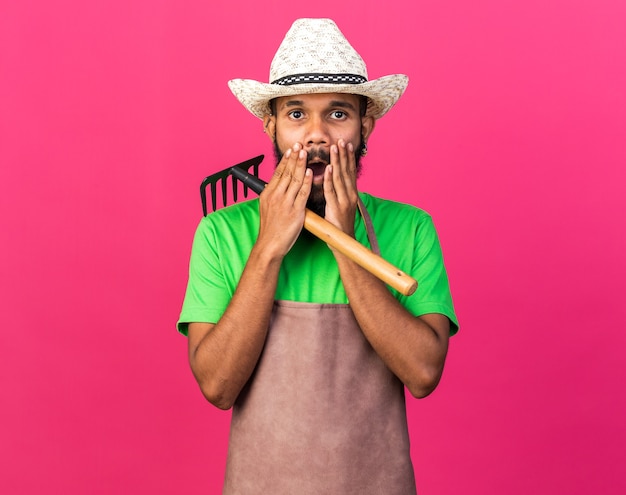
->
[228,74,408,120]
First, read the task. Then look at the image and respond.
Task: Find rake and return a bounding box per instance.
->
[200,155,417,296]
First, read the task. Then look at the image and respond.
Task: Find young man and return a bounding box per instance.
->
[178,18,458,494]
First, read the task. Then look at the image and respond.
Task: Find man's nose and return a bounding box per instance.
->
[305,115,330,147]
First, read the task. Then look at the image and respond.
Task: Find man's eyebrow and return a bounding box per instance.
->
[283,100,304,108]
[328,100,357,111]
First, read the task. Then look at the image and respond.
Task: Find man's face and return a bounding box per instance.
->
[265,93,374,215]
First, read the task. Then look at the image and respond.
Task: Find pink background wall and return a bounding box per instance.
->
[1,1,625,493]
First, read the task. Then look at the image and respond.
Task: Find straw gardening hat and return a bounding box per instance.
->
[228,18,409,120]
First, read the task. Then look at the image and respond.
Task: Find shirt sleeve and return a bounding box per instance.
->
[400,213,459,335]
[177,217,232,336]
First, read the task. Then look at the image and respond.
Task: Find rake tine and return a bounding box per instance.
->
[200,179,208,217]
[232,172,238,204]
[220,176,228,209]
[241,171,249,198]
[200,168,230,215]
[212,181,218,210]
[200,155,265,216]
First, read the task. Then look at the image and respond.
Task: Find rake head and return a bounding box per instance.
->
[200,155,265,216]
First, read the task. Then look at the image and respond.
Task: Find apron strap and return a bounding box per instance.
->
[357,196,381,256]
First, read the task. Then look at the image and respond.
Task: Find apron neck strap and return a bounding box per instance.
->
[357,196,381,256]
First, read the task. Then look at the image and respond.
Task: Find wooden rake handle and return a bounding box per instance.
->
[303,209,417,296]
[230,166,417,296]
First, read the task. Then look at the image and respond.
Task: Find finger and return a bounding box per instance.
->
[323,162,336,206]
[270,143,303,193]
[293,145,307,182]
[331,140,351,202]
[340,140,358,198]
[284,148,308,199]
[338,139,357,184]
[267,146,292,191]
[293,167,313,210]
[345,141,357,182]
[329,143,342,188]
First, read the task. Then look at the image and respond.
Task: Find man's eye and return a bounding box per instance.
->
[331,111,346,119]
[289,110,303,119]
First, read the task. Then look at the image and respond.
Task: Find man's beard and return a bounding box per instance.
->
[273,139,364,217]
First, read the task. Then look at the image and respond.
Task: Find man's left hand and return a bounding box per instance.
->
[323,139,358,237]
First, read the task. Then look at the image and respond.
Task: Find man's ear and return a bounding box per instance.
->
[263,114,276,142]
[361,116,376,142]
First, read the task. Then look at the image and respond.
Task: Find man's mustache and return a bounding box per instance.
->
[306,148,330,165]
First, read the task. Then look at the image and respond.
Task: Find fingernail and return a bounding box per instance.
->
[299,149,306,159]
[348,142,354,152]
[285,149,292,158]
[339,139,345,148]
[293,143,301,151]
[331,145,338,154]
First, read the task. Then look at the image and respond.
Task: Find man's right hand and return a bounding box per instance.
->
[256,142,312,259]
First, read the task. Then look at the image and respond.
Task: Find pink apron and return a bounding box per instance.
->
[223,203,416,494]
